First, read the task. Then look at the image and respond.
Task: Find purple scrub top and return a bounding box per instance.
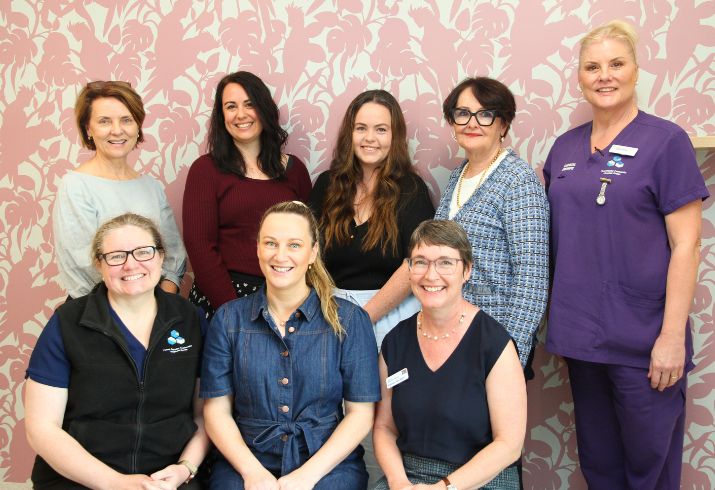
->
[543,111,709,369]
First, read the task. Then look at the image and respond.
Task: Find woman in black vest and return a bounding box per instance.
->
[25,213,210,489]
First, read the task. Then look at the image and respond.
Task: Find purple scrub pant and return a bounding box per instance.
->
[567,358,687,490]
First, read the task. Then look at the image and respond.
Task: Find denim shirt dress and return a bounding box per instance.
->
[200,285,381,481]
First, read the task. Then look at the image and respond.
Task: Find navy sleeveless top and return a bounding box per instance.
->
[381,311,513,465]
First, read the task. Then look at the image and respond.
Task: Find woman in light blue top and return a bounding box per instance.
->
[53,81,185,298]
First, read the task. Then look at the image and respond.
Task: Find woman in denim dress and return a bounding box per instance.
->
[201,201,381,490]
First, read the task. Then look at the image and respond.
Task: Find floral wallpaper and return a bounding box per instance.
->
[1,0,714,487]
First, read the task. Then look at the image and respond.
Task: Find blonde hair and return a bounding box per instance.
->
[258,201,344,338]
[579,20,639,66]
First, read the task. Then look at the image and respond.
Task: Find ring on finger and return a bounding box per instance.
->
[670,375,679,379]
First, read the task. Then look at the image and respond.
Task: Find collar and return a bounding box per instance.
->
[250,284,321,324]
[78,282,183,349]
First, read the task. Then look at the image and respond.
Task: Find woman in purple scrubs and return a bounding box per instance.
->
[543,20,709,489]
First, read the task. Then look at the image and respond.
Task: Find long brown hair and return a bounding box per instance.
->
[319,90,415,255]
[258,201,343,338]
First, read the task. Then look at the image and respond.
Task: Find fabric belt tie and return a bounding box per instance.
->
[238,412,340,474]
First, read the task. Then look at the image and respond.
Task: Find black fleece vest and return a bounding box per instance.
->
[31,284,202,488]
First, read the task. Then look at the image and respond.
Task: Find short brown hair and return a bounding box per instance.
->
[442,77,516,138]
[75,81,146,151]
[407,219,473,265]
[92,213,165,262]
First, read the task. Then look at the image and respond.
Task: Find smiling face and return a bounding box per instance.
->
[96,225,164,299]
[85,97,140,163]
[258,212,318,294]
[453,88,506,160]
[409,243,471,312]
[222,83,263,148]
[352,102,392,172]
[579,38,639,114]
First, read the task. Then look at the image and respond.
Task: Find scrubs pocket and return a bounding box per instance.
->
[595,281,665,356]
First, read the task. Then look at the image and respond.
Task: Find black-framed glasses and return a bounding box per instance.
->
[98,246,160,266]
[86,81,132,89]
[452,108,500,126]
[407,257,464,275]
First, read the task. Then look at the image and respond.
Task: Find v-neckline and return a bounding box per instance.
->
[583,110,642,165]
[416,311,480,374]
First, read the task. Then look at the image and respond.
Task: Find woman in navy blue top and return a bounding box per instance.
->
[200,201,381,490]
[372,220,526,490]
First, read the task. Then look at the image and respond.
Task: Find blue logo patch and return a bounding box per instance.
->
[607,156,624,168]
[168,330,185,345]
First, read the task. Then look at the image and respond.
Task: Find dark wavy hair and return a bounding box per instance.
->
[206,71,288,180]
[319,90,416,255]
[442,76,516,139]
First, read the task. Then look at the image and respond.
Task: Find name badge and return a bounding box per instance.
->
[386,368,409,389]
[609,145,638,156]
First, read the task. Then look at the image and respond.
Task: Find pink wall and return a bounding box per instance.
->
[1,1,714,487]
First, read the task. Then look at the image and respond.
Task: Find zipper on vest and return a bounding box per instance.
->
[132,381,145,473]
[97,330,144,473]
[87,315,182,474]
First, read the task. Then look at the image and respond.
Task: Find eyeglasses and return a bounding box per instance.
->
[86,81,132,89]
[407,257,463,275]
[451,108,500,126]
[98,246,160,266]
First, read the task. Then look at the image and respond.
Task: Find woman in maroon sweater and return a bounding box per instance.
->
[183,71,311,320]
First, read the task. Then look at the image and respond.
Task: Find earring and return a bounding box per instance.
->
[89,135,93,140]
[500,136,505,142]
[452,132,457,141]
[308,264,312,270]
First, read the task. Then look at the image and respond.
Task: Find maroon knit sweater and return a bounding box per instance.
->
[182,154,312,309]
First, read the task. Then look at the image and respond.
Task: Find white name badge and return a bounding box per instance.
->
[386,368,409,389]
[609,145,638,156]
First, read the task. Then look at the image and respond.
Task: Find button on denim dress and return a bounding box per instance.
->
[200,286,381,485]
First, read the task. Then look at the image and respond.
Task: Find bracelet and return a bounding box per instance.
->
[177,460,198,484]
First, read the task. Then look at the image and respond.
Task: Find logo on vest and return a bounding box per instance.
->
[167,330,185,345]
[164,330,193,353]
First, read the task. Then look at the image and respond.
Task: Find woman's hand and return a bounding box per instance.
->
[141,478,178,490]
[150,464,190,489]
[244,467,280,490]
[277,467,320,490]
[649,332,685,391]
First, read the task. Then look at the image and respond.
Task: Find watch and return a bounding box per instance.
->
[442,476,458,490]
[177,460,198,484]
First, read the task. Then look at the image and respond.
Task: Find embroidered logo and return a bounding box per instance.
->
[167,330,185,345]
[606,156,624,168]
[561,163,576,171]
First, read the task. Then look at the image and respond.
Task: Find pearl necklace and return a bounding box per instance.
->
[417,310,466,341]
[456,148,503,208]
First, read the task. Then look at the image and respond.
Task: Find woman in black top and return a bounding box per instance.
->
[308,90,434,349]
[372,220,526,490]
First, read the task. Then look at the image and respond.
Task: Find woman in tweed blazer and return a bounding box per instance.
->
[434,77,550,377]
